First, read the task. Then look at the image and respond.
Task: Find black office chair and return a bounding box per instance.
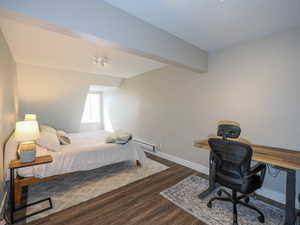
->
[207,122,266,225]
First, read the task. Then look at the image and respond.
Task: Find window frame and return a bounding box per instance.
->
[81,91,103,128]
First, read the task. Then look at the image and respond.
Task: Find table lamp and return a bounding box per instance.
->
[15,121,40,163]
[24,114,37,121]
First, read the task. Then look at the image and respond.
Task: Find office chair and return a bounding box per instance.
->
[207,121,266,225]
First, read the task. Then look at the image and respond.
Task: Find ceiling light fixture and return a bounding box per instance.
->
[93,56,111,67]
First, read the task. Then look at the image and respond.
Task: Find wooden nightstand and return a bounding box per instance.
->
[9,155,53,224]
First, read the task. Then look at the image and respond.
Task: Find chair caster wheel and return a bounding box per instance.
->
[244,197,250,203]
[207,202,212,208]
[217,190,222,196]
[257,215,265,223]
[233,222,238,225]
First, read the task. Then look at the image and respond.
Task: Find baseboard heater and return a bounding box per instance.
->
[133,139,156,152]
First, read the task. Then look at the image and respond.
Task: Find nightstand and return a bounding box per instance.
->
[9,155,53,224]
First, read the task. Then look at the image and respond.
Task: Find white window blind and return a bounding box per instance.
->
[81,93,102,123]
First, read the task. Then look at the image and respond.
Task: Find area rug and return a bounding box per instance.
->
[160,175,287,225]
[25,158,168,222]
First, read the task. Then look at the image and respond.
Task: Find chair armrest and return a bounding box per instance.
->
[245,163,266,180]
[251,163,266,174]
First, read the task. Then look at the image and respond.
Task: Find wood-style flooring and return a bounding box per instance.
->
[18,153,206,225]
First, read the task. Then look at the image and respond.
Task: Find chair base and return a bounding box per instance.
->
[207,188,265,225]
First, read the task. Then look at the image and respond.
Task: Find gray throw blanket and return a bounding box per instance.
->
[105,131,132,144]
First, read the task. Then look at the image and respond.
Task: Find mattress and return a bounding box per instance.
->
[18,131,146,178]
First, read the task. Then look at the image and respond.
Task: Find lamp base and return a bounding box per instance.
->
[18,142,37,163]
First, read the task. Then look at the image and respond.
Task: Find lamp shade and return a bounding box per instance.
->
[15,121,40,142]
[24,114,37,121]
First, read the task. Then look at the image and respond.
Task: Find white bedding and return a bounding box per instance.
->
[17,131,146,178]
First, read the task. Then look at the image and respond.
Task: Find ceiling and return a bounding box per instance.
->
[105,0,300,51]
[0,19,165,78]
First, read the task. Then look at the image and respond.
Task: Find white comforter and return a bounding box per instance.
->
[18,131,146,178]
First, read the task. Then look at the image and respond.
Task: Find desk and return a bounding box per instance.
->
[194,140,300,225]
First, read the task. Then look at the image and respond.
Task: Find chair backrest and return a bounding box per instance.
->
[208,138,253,186]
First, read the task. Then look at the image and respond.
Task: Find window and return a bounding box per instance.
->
[81,92,102,123]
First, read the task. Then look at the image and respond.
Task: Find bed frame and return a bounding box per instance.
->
[14,160,141,207]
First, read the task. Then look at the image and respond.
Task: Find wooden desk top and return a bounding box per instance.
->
[194,140,300,170]
[9,155,53,169]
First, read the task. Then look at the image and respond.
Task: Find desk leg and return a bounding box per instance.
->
[284,169,296,225]
[10,168,15,224]
[198,178,218,199]
[198,152,218,199]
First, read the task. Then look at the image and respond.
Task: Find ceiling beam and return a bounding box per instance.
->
[0,0,208,73]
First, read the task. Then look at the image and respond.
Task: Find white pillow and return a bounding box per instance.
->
[56,130,71,145]
[56,130,67,137]
[36,131,62,152]
[40,125,57,134]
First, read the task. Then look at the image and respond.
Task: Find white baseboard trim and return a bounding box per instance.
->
[255,188,286,206]
[152,150,209,175]
[147,150,297,208]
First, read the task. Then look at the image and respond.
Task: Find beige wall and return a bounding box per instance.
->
[0,29,18,195]
[17,64,122,132]
[104,28,300,200]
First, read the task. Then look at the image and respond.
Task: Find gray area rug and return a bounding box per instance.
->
[26,158,168,222]
[161,175,286,225]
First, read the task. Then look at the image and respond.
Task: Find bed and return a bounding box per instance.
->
[4,130,146,206]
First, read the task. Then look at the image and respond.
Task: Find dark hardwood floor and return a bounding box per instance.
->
[18,153,206,225]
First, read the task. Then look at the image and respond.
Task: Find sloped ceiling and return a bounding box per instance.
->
[105,0,300,51]
[0,19,166,78]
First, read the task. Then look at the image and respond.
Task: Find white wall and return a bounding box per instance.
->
[0,29,18,196]
[17,64,122,132]
[104,28,300,201]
